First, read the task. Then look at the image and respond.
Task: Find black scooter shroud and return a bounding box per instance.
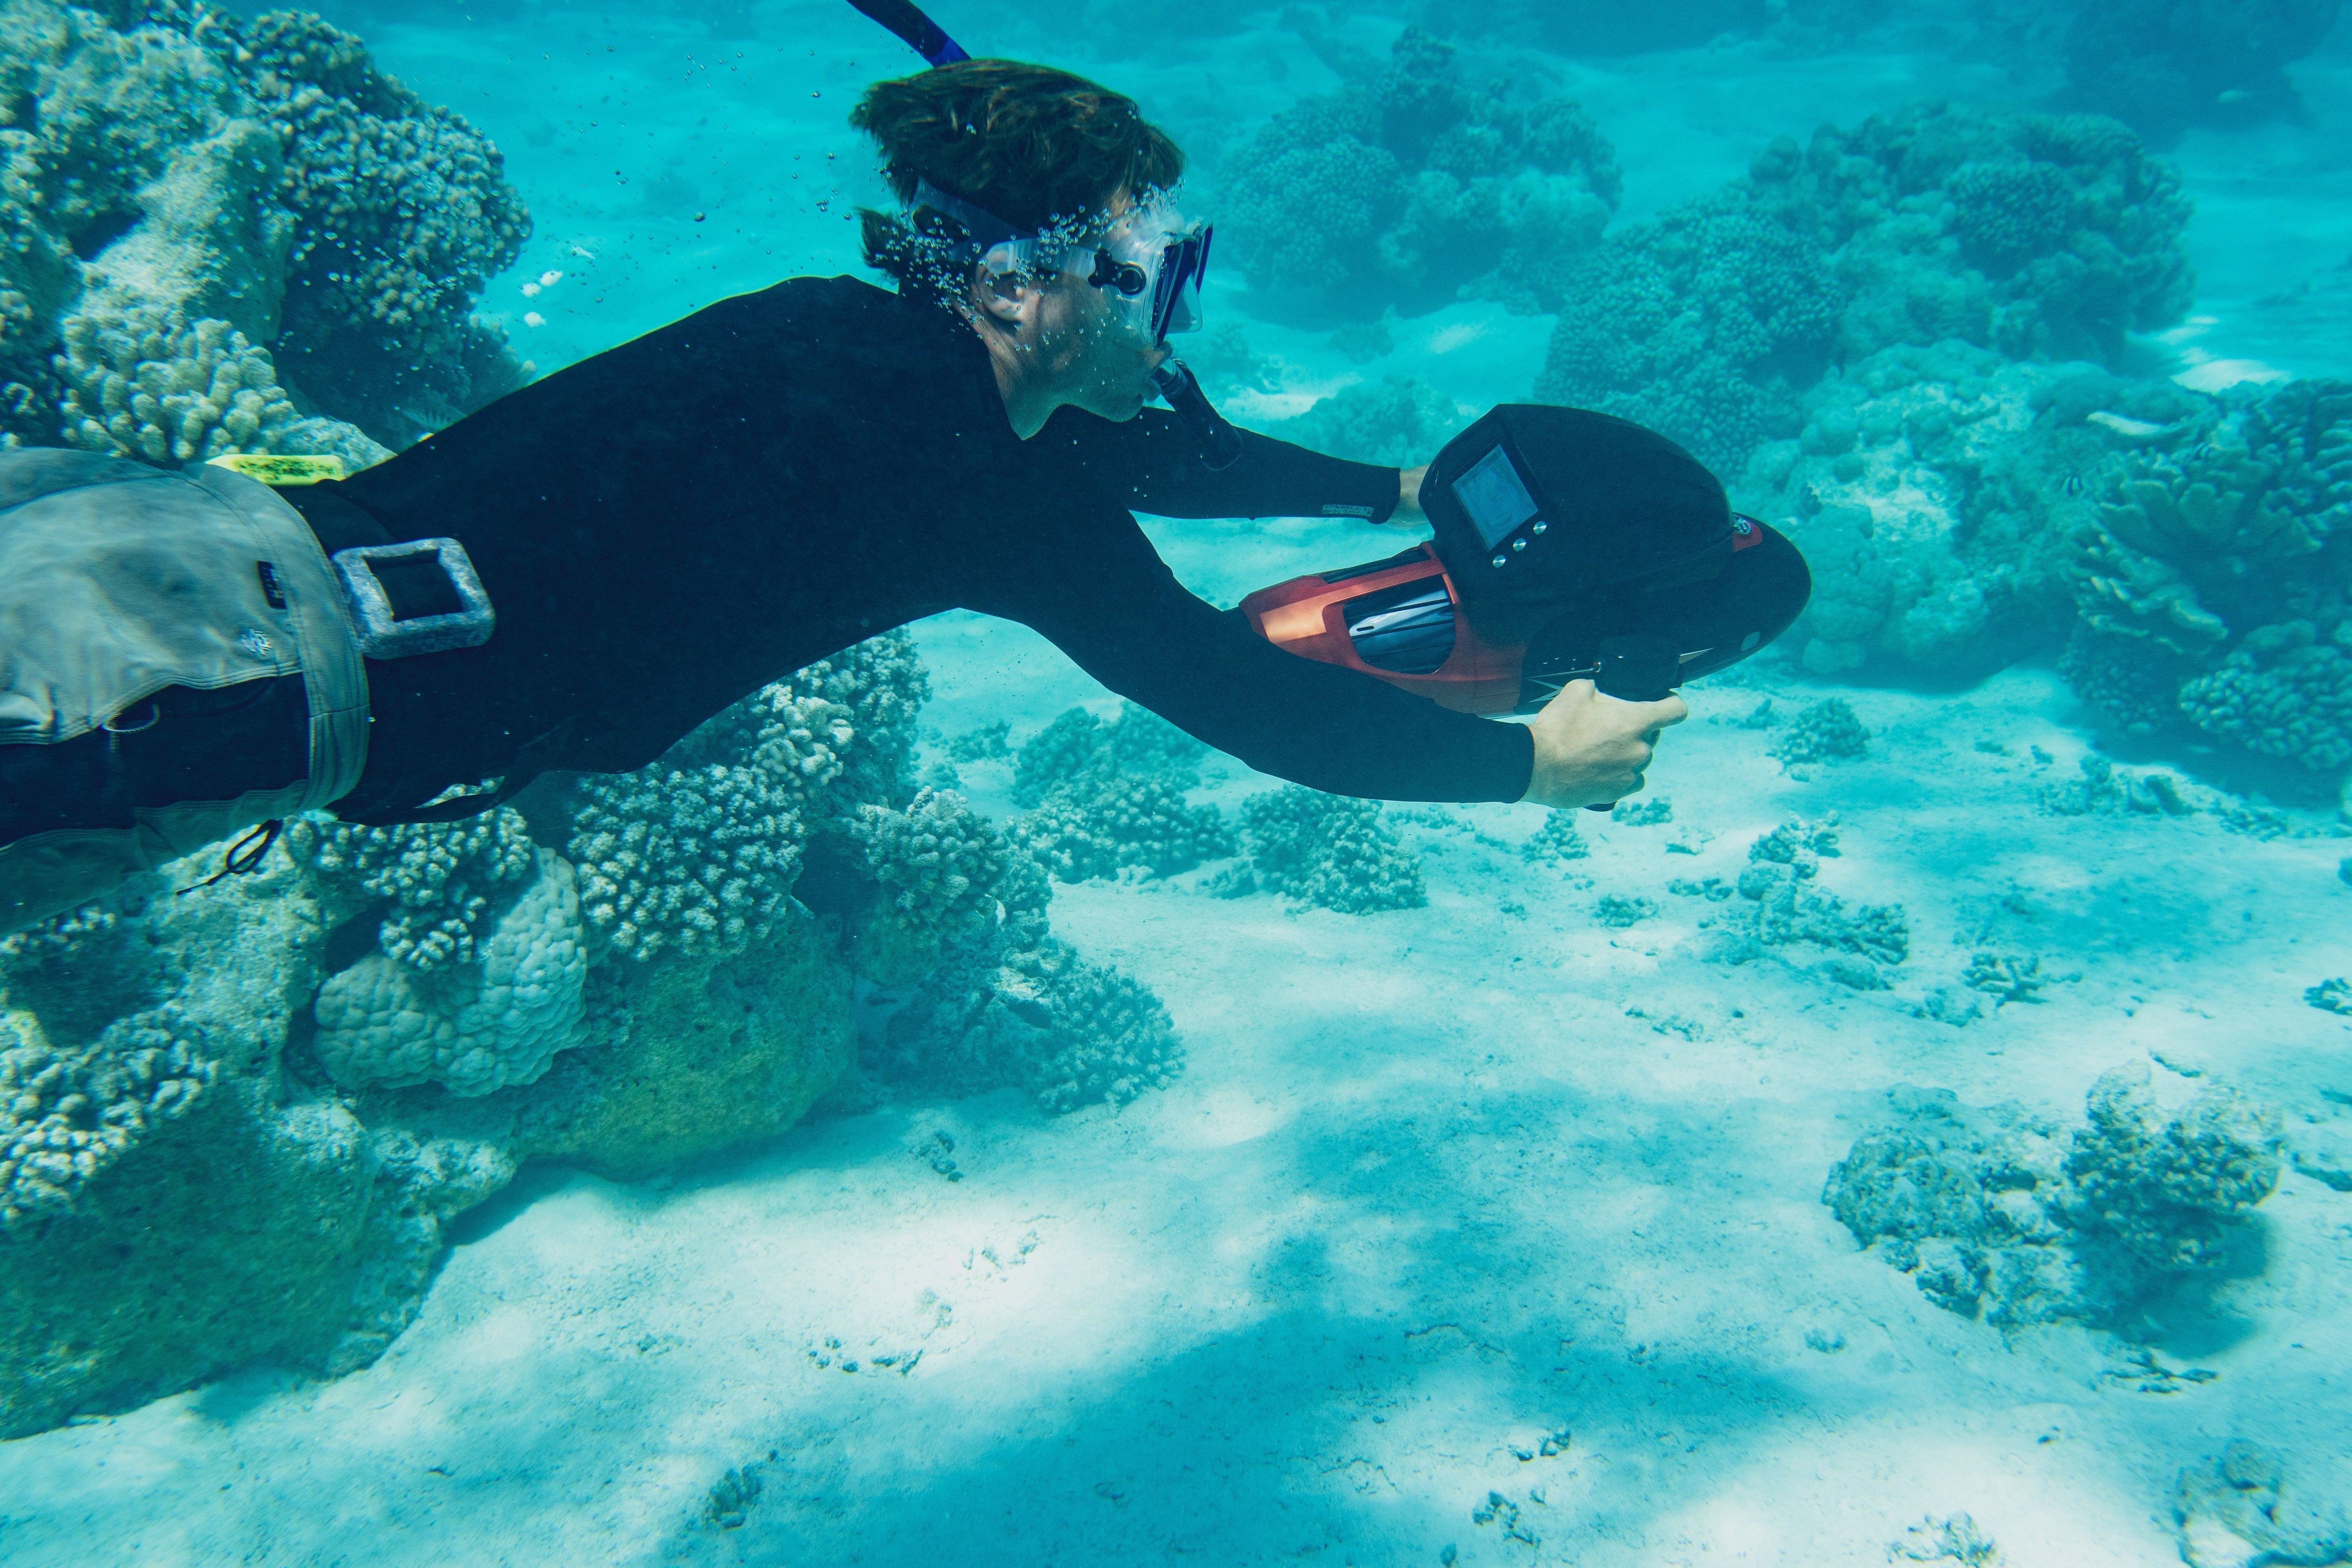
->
[1240,404,1813,712]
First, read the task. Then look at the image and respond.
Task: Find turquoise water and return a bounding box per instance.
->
[2,1,2351,1562]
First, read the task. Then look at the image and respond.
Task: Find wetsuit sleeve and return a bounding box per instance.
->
[1040,406,1403,523]
[969,505,1534,803]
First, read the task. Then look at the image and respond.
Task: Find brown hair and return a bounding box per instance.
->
[851,59,1184,297]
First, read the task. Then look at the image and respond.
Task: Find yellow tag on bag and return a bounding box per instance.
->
[204,453,348,486]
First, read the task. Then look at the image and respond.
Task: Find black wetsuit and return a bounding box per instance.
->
[297,276,1535,820]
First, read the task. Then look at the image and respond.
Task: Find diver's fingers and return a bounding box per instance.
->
[1617,693,1688,732]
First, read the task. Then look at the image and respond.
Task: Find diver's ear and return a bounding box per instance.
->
[972,265,1035,328]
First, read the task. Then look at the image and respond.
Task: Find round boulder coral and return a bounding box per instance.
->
[312,849,587,1096]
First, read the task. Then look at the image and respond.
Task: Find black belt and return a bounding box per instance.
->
[282,483,570,827]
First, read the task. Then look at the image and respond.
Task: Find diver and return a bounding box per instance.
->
[0,58,1694,933]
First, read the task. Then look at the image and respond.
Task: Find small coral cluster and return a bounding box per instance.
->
[2172,1442,2351,1568]
[1519,811,1590,867]
[1219,25,1619,321]
[1712,816,1909,972]
[1219,787,1427,914]
[1009,703,1231,884]
[1768,698,1871,764]
[1824,1067,2283,1329]
[0,0,527,461]
[561,763,806,964]
[868,843,1185,1114]
[1,1005,214,1229]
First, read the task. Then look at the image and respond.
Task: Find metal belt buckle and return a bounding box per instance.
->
[330,538,497,659]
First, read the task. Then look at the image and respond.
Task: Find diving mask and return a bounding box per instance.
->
[910,180,1212,347]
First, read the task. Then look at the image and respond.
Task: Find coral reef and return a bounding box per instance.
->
[2176,619,2352,774]
[1220,26,1618,322]
[1017,944,1185,1115]
[944,720,1011,763]
[1,1003,214,1229]
[1961,950,2049,1006]
[1229,787,1427,914]
[1610,797,1673,826]
[848,787,1007,984]
[1595,893,1657,929]
[0,0,526,461]
[508,905,851,1180]
[1016,772,1230,884]
[1549,101,2192,473]
[207,6,530,439]
[1732,283,2348,700]
[1891,1515,2004,1566]
[786,630,931,808]
[1537,190,1842,473]
[2053,379,2352,774]
[2058,624,2196,738]
[2037,753,2195,818]
[285,808,537,971]
[0,857,389,1438]
[54,306,299,463]
[2064,0,2344,143]
[2172,1442,2352,1568]
[2069,385,2349,655]
[1737,343,2200,673]
[1824,1067,2283,1329]
[0,634,1176,1436]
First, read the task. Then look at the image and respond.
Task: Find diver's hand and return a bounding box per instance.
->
[1394,465,1428,523]
[1519,680,1688,809]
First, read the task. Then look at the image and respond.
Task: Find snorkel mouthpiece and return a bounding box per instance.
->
[1152,360,1245,472]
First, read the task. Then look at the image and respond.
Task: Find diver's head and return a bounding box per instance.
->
[956,189,1174,428]
[851,60,1203,433]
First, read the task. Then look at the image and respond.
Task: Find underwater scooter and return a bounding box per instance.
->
[1239,405,1812,764]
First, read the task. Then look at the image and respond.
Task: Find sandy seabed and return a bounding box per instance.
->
[4,635,2346,1565]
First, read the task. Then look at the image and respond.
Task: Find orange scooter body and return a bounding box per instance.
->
[1238,543,1525,716]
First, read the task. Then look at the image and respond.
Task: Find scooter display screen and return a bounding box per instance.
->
[1450,445,1539,550]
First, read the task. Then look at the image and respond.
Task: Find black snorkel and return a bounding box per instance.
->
[846,0,1248,471]
[1149,360,1245,472]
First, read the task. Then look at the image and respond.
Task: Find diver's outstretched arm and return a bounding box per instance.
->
[1034,406,1403,524]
